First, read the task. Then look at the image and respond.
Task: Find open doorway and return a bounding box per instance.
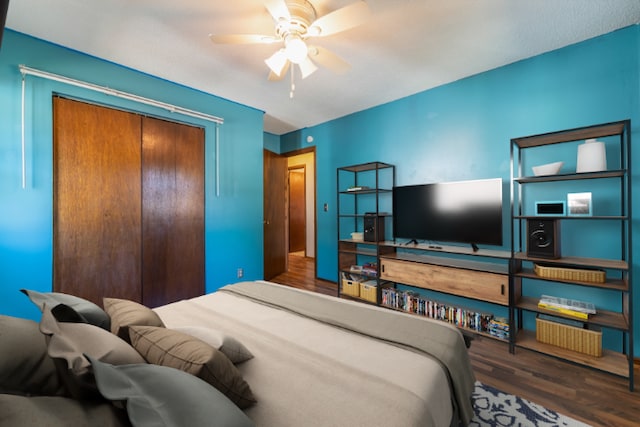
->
[288,166,306,256]
[286,149,316,269]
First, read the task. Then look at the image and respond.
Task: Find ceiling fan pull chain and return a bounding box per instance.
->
[290,66,296,99]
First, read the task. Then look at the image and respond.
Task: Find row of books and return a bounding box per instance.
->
[537,295,596,320]
[380,288,498,334]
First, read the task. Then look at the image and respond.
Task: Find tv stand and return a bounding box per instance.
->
[471,243,479,252]
[378,242,511,340]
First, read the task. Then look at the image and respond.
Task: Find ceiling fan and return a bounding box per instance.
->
[209,0,371,83]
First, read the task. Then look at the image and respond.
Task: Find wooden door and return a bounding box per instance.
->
[263,149,287,280]
[288,168,306,253]
[141,117,205,307]
[53,97,143,305]
[54,98,205,308]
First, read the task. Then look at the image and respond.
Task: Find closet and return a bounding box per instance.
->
[53,97,204,308]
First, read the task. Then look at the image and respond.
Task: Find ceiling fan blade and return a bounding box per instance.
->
[308,1,371,37]
[308,45,350,74]
[268,61,290,81]
[264,0,290,22]
[298,57,318,79]
[209,34,277,44]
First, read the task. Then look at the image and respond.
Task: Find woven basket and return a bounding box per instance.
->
[341,279,360,297]
[359,282,377,303]
[536,318,602,357]
[534,264,605,283]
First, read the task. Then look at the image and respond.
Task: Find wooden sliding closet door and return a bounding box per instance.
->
[53,97,205,308]
[141,117,204,307]
[53,97,143,304]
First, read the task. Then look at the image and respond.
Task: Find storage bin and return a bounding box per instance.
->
[359,281,378,303]
[534,263,605,283]
[536,317,602,357]
[341,279,360,297]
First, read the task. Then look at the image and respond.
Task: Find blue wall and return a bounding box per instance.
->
[282,25,640,352]
[0,30,265,320]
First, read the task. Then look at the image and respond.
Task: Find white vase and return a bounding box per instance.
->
[576,138,606,173]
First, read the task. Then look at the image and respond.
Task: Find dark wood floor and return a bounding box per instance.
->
[271,253,640,427]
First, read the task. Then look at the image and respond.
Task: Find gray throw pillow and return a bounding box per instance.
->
[103,298,165,342]
[0,393,131,427]
[0,315,65,396]
[172,325,254,364]
[39,306,145,399]
[128,325,256,409]
[88,356,256,427]
[21,288,110,330]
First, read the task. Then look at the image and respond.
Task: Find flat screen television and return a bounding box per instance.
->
[392,178,503,247]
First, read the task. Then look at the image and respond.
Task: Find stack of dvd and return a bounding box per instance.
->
[381,287,495,333]
[487,317,510,339]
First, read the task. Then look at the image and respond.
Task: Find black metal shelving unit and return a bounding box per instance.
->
[336,162,395,304]
[510,120,633,390]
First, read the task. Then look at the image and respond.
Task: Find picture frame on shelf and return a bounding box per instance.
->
[567,192,592,216]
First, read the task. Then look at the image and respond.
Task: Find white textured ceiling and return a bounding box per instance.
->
[6,0,640,135]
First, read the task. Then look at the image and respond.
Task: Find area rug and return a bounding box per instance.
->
[470,381,591,427]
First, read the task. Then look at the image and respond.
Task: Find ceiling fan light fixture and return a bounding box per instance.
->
[284,36,308,64]
[265,49,288,76]
[298,57,318,79]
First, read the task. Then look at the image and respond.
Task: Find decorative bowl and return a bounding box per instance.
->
[532,161,564,176]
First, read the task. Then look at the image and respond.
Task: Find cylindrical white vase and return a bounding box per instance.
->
[576,138,606,173]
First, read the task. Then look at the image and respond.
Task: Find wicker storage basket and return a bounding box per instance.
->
[359,282,378,303]
[536,318,602,357]
[534,263,605,283]
[341,279,360,297]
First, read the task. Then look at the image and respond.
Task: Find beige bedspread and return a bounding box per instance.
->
[154,281,475,427]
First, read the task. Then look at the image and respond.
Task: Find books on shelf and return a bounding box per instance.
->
[380,287,498,336]
[539,295,596,313]
[537,295,596,320]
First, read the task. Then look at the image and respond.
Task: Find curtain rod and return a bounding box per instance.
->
[19,65,223,194]
[19,65,224,125]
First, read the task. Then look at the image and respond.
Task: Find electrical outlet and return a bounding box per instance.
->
[237,268,243,278]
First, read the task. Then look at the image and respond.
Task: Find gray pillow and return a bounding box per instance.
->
[21,288,110,330]
[88,356,256,427]
[0,315,65,396]
[103,298,165,342]
[128,325,256,409]
[172,325,254,364]
[0,393,131,427]
[39,306,145,399]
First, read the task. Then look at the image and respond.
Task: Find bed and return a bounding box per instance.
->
[0,280,476,427]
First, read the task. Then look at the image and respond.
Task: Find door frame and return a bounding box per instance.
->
[284,147,317,278]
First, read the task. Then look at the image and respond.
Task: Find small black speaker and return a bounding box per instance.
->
[364,213,385,242]
[527,219,560,259]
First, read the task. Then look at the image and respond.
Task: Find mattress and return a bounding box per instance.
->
[153,280,475,427]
